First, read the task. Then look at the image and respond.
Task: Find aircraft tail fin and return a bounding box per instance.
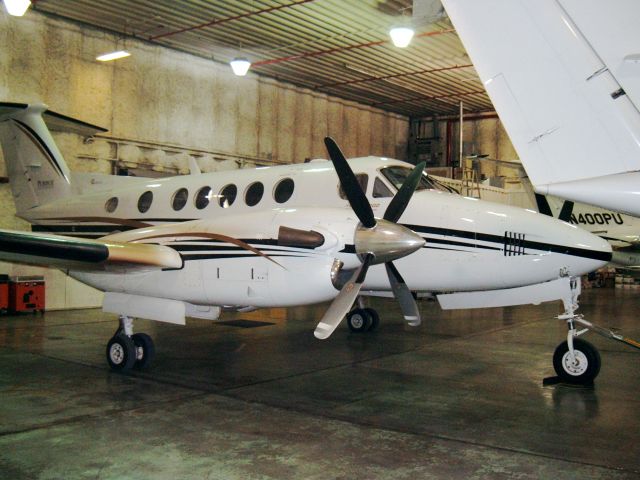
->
[534,193,553,217]
[534,193,574,222]
[0,103,105,214]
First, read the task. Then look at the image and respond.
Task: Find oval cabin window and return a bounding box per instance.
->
[138,191,153,213]
[105,196,118,213]
[274,178,294,204]
[194,186,212,210]
[172,188,189,211]
[219,184,237,208]
[245,182,264,207]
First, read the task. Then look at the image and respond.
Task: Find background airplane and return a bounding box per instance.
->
[535,195,640,269]
[0,102,614,384]
[441,0,640,217]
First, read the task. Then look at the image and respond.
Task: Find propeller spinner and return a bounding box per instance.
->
[314,137,426,339]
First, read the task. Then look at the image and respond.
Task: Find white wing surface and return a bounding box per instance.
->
[442,0,640,216]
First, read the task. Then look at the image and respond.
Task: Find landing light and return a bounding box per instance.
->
[3,0,30,16]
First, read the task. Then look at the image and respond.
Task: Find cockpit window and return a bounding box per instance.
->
[380,166,451,193]
[338,174,368,199]
[373,177,393,198]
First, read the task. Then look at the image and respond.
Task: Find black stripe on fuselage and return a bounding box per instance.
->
[405,223,611,262]
[181,253,307,261]
[32,225,138,234]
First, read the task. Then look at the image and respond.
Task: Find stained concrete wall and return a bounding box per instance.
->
[0,11,409,310]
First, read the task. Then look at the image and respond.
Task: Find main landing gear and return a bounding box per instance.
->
[106,315,155,372]
[346,307,380,333]
[552,277,640,385]
[345,296,420,333]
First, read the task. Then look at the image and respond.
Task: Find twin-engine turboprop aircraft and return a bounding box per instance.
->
[0,102,616,384]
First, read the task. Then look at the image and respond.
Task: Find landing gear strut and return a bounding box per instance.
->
[552,276,640,385]
[553,277,601,384]
[106,315,155,372]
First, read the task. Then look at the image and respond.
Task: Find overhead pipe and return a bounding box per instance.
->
[149,0,317,41]
[317,63,473,89]
[373,89,485,107]
[252,28,456,68]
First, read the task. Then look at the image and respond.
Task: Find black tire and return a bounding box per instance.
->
[106,333,137,372]
[132,333,155,369]
[364,308,380,331]
[347,308,371,333]
[553,338,601,384]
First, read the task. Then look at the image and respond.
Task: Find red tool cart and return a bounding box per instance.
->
[0,275,8,313]
[9,276,45,313]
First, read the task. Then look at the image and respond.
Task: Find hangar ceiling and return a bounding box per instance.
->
[32,0,492,118]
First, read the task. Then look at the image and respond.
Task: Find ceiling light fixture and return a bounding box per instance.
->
[96,50,131,62]
[389,26,415,48]
[230,57,251,76]
[3,0,31,16]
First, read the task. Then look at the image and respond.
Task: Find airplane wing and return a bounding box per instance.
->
[0,229,183,271]
[441,0,640,217]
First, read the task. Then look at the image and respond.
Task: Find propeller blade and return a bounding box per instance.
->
[385,261,421,327]
[314,254,373,339]
[324,137,376,228]
[384,162,427,223]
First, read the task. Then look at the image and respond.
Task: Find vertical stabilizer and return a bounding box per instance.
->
[0,103,73,213]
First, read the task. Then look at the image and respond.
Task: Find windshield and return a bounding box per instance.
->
[380,166,455,193]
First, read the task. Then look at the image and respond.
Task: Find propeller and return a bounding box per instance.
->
[314,137,426,339]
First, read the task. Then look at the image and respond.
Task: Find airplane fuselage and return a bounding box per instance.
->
[23,157,611,309]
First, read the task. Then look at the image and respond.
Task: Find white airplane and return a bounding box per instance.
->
[441,0,640,218]
[0,102,618,384]
[534,195,640,268]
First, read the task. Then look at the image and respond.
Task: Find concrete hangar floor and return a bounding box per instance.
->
[0,289,639,479]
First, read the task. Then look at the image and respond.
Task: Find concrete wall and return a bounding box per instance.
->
[0,11,410,310]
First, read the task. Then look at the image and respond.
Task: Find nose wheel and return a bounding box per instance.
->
[106,316,155,372]
[552,338,601,384]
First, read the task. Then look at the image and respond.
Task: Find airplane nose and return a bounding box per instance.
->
[557,221,612,275]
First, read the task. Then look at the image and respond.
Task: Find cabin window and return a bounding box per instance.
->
[137,191,153,213]
[194,186,212,209]
[105,196,118,213]
[372,177,393,198]
[219,184,237,208]
[172,188,189,211]
[245,182,264,207]
[338,174,368,199]
[274,178,294,203]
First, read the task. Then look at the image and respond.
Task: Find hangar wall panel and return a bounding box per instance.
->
[0,12,409,310]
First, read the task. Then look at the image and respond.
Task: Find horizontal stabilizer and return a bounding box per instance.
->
[0,229,182,271]
[0,102,107,136]
[437,277,570,310]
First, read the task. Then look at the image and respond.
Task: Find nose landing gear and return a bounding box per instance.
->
[553,277,639,385]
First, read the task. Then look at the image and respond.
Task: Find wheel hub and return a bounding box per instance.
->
[562,350,588,376]
[109,343,124,365]
[351,314,364,329]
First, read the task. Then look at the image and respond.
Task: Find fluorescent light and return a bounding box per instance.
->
[96,50,131,62]
[230,57,251,76]
[389,26,415,48]
[3,0,31,16]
